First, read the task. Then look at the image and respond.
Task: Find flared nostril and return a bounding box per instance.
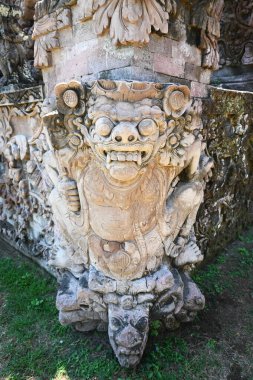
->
[115,136,122,142]
[128,135,135,142]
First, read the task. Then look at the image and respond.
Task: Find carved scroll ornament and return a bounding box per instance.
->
[40,79,213,367]
[82,0,177,45]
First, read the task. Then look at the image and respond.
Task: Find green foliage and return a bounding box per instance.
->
[150,320,162,337]
[206,339,217,351]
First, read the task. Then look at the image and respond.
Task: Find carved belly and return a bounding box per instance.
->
[83,162,164,242]
[88,203,157,241]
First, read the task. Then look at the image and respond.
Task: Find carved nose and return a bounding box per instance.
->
[112,124,138,144]
[115,326,142,348]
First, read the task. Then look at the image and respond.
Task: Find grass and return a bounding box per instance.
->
[0,228,253,380]
[193,229,253,296]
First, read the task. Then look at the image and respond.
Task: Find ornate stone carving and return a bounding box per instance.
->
[32,0,75,68]
[34,0,77,19]
[218,0,253,66]
[0,1,39,86]
[0,86,54,272]
[191,0,224,70]
[40,79,212,367]
[32,8,72,68]
[82,0,177,45]
[196,87,253,257]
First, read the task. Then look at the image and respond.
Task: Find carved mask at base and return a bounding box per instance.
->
[108,301,150,368]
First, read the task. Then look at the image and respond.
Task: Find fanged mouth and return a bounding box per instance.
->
[104,150,147,165]
[118,348,141,355]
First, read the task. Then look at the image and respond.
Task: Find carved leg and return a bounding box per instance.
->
[164,181,204,260]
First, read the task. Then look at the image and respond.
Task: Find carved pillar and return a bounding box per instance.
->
[36,79,213,367]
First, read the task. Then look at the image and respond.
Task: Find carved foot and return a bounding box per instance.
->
[174,241,203,267]
[196,155,214,182]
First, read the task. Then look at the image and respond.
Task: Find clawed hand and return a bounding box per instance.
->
[58,177,80,212]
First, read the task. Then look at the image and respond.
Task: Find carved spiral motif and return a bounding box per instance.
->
[163,85,191,118]
[168,134,180,147]
[169,91,186,111]
[68,133,83,149]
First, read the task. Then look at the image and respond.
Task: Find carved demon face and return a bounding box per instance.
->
[108,302,149,368]
[52,80,192,184]
[85,96,167,182]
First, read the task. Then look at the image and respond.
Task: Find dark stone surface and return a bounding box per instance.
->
[197,86,253,260]
[211,65,253,92]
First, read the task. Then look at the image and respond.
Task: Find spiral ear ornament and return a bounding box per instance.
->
[163,85,191,118]
[68,133,84,150]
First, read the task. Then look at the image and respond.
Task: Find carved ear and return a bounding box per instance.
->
[55,80,86,116]
[163,85,191,118]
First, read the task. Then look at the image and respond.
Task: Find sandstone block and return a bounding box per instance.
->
[154,54,185,78]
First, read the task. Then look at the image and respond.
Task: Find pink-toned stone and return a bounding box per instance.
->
[149,35,173,56]
[172,42,202,67]
[154,54,185,78]
[191,82,208,98]
[132,49,154,70]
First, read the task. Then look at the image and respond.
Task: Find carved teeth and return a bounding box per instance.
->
[106,152,111,164]
[118,153,125,161]
[111,152,117,161]
[137,152,142,166]
[105,151,143,165]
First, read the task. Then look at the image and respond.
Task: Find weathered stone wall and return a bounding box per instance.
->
[198,87,253,259]
[0,86,55,274]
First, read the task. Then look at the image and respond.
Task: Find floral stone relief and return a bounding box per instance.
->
[82,0,177,45]
[29,79,212,367]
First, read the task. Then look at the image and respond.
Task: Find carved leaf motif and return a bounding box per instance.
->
[191,0,224,69]
[85,0,169,45]
[33,7,72,68]
[34,32,60,68]
[33,14,58,37]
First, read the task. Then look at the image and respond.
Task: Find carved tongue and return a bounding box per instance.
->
[109,162,139,182]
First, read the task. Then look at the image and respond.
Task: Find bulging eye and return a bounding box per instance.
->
[134,317,148,332]
[95,117,114,137]
[110,317,123,331]
[138,119,157,136]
